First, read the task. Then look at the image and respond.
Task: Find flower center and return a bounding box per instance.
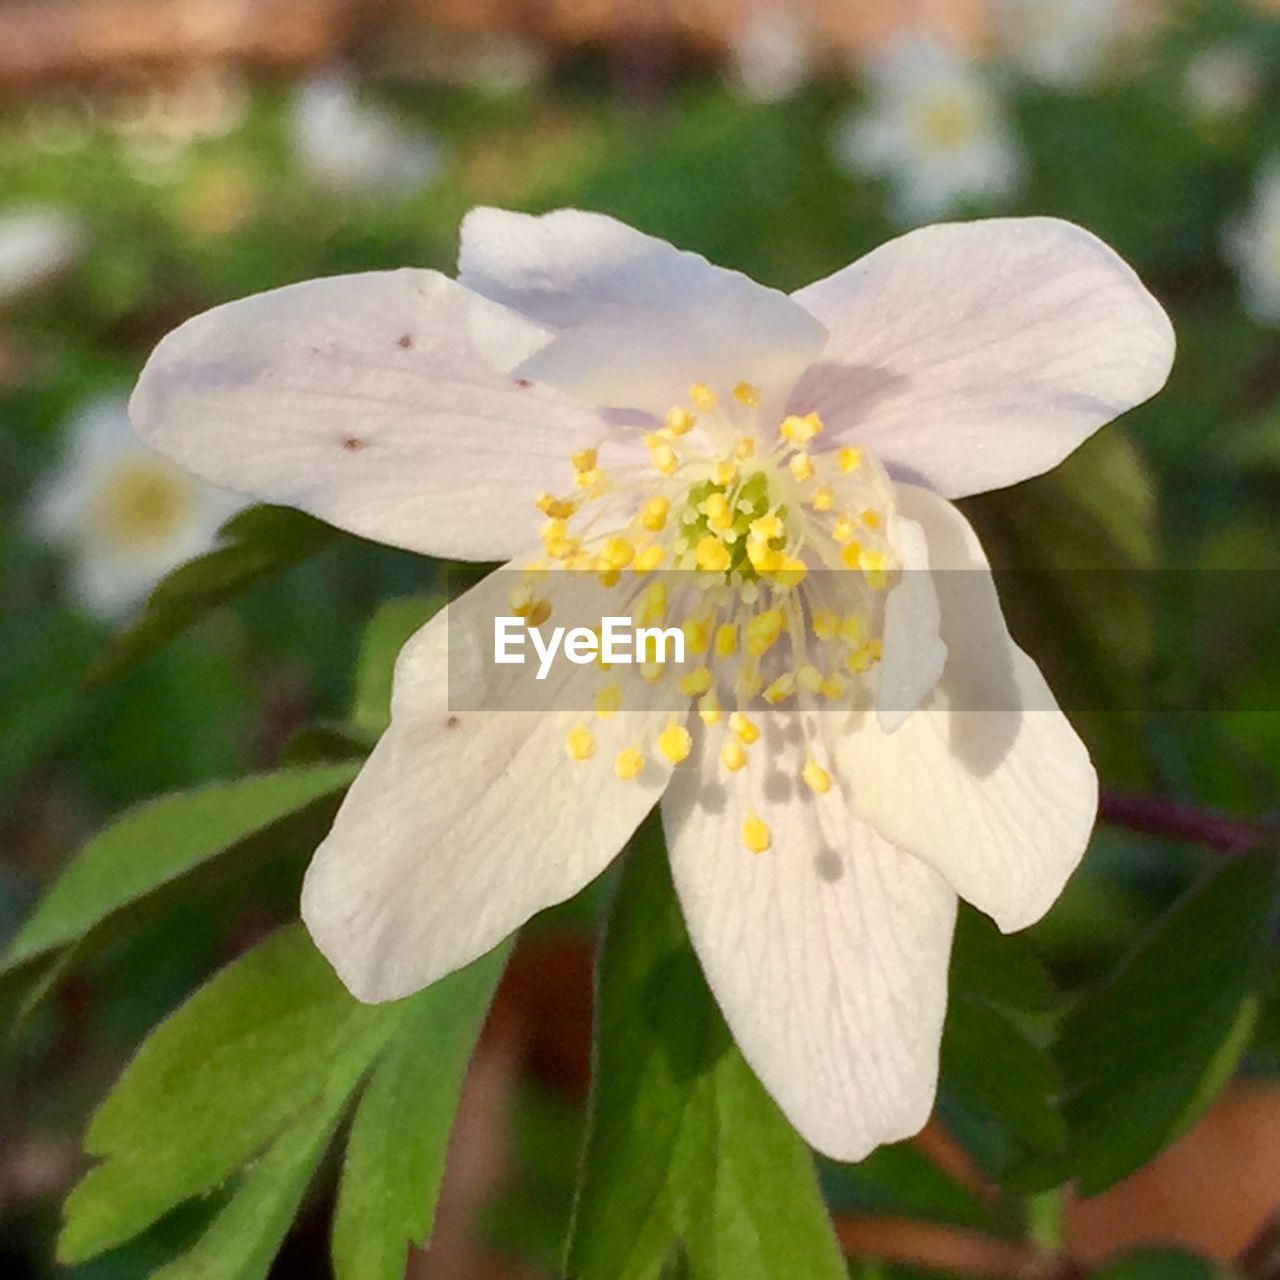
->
[92,457,197,552]
[912,91,982,153]
[519,379,902,856]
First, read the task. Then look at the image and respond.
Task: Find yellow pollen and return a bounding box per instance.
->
[749,513,783,542]
[690,382,717,410]
[595,685,622,718]
[682,616,710,655]
[820,673,847,700]
[571,448,597,473]
[729,711,760,745]
[695,536,731,573]
[699,690,721,725]
[742,812,772,854]
[658,719,693,765]
[747,540,783,573]
[640,660,663,683]
[846,643,881,674]
[515,598,551,628]
[678,666,713,697]
[712,460,738,487]
[665,406,696,436]
[797,664,823,693]
[832,514,856,544]
[646,436,678,475]
[634,544,666,573]
[738,664,764,697]
[596,566,620,588]
[615,747,645,781]
[566,725,596,761]
[721,738,748,772]
[705,492,733,532]
[745,608,784,656]
[802,759,832,795]
[763,673,796,704]
[811,485,834,511]
[839,614,868,646]
[733,381,760,407]
[812,608,839,640]
[714,623,738,658]
[536,493,576,519]
[641,496,670,531]
[840,542,864,571]
[837,446,863,473]
[861,508,882,529]
[574,468,602,490]
[601,537,636,569]
[789,453,815,482]
[641,581,667,623]
[734,437,757,460]
[773,556,807,588]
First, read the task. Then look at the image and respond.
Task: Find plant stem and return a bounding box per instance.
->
[1099,789,1276,855]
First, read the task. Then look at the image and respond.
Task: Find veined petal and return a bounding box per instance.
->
[878,512,946,733]
[459,206,827,417]
[838,483,1097,932]
[662,715,957,1162]
[302,585,672,1002]
[790,218,1174,498]
[130,270,614,562]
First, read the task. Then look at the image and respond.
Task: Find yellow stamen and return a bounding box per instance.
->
[690,382,717,410]
[802,759,832,795]
[658,719,693,765]
[634,544,666,573]
[705,492,733,532]
[811,485,834,511]
[763,673,796,704]
[695,535,731,573]
[812,608,839,640]
[536,493,576,519]
[721,738,748,772]
[682,617,710,655]
[734,436,757,460]
[712,460,738,487]
[832,514,856,544]
[714,623,738,658]
[789,452,814,482]
[837,446,862,473]
[601,537,636,569]
[733,381,760,407]
[595,684,622,718]
[571,448,597,473]
[742,812,772,854]
[665,407,696,436]
[797,664,823,693]
[641,496,670,532]
[699,690,721,725]
[615,747,645,781]
[677,666,713,698]
[729,711,760,745]
[566,725,596,761]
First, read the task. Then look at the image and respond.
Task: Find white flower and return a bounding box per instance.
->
[31,397,243,621]
[290,73,442,195]
[129,208,1173,1159]
[1184,42,1264,121]
[0,204,84,301]
[833,37,1023,225]
[729,5,813,104]
[1225,162,1280,325]
[994,0,1124,91]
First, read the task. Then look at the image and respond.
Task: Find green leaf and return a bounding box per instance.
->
[88,505,337,686]
[3,763,358,974]
[350,594,445,739]
[1090,1246,1229,1280]
[1058,852,1279,1196]
[331,942,510,1280]
[566,825,846,1280]
[58,925,404,1264]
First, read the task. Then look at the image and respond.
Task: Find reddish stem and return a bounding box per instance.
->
[1099,789,1276,855]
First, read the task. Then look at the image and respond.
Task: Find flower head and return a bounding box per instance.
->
[31,396,243,621]
[0,204,84,302]
[833,36,1022,225]
[728,6,814,104]
[1184,42,1264,123]
[1225,161,1280,326]
[129,207,1174,1159]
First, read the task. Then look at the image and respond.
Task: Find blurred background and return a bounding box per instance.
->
[3,0,1280,1276]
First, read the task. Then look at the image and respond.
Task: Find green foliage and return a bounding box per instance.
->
[566,826,846,1280]
[350,594,446,739]
[1058,852,1279,1195]
[88,505,338,687]
[1090,1247,1230,1280]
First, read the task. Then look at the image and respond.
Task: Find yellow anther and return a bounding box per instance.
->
[779,414,818,445]
[773,556,807,588]
[658,719,693,765]
[694,535,731,573]
[536,493,576,519]
[640,580,667,624]
[789,452,815,482]
[867,637,884,661]
[602,537,636,570]
[797,664,824,693]
[859,549,890,589]
[705,492,733,532]
[714,623,738,658]
[571,448,597,473]
[803,411,824,436]
[820,673,847,700]
[745,608,784,656]
[640,660,664,683]
[721,738,748,772]
[682,616,710,655]
[712,460,738,487]
[640,496,670,531]
[746,539,783,573]
[518,598,551,628]
[839,613,867,646]
[837,446,863,473]
[574,467,603,490]
[861,508,883,530]
[734,436,757,460]
[738,664,764,697]
[846,641,883,674]
[665,406,696,436]
[597,565,621,587]
[729,711,761,745]
[645,435,678,475]
[742,812,772,854]
[634,544,666,573]
[690,382,717,410]
[763,672,796,704]
[802,759,832,795]
[699,690,721,725]
[733,381,760,407]
[595,684,622,718]
[832,514,856,544]
[615,747,645,780]
[840,541,865,571]
[749,513,783,542]
[811,485,834,512]
[812,608,839,640]
[566,725,596,761]
[678,666,713,698]
[546,536,580,560]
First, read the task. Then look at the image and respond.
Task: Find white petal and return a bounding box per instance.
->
[458,206,827,416]
[662,714,957,1161]
[877,512,946,733]
[302,583,672,1002]
[130,270,615,561]
[838,484,1097,932]
[791,218,1174,497]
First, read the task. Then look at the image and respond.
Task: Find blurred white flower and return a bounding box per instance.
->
[291,73,442,195]
[833,37,1022,225]
[1184,42,1263,121]
[458,34,550,96]
[729,6,813,104]
[31,397,243,621]
[994,0,1123,91]
[1226,163,1280,325]
[0,205,84,301]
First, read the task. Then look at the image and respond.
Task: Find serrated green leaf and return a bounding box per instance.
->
[87,505,337,686]
[350,595,445,739]
[1058,852,1278,1196]
[3,763,358,974]
[331,942,510,1280]
[58,925,404,1264]
[566,826,845,1280]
